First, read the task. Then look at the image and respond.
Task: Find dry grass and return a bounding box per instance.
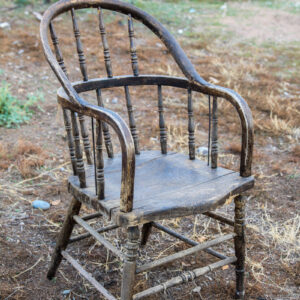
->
[0,139,47,178]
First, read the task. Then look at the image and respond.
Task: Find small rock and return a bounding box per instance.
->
[0,22,10,29]
[111,97,118,104]
[32,200,50,210]
[196,146,208,156]
[18,49,24,55]
[62,290,71,296]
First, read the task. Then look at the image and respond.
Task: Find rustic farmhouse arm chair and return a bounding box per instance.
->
[40,0,254,299]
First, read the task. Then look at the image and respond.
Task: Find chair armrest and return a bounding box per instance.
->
[192,78,254,177]
[57,87,136,213]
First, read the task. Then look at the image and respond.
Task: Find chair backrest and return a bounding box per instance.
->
[40,0,253,210]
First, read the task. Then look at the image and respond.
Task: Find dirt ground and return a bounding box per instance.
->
[0,0,299,299]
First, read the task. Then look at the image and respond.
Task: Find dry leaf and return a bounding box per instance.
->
[222,265,229,270]
[51,199,61,206]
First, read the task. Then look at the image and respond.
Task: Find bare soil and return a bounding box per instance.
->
[0,1,299,300]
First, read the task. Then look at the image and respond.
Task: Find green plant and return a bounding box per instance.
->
[14,0,32,6]
[0,82,44,128]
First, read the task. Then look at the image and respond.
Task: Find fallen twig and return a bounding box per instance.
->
[13,256,43,279]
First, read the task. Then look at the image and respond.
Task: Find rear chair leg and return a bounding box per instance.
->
[141,222,152,246]
[121,226,140,300]
[234,195,246,299]
[47,197,82,279]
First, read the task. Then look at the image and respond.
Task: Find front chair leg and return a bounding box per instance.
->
[47,196,82,279]
[234,195,246,300]
[121,226,140,300]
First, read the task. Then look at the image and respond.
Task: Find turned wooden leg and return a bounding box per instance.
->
[47,197,81,279]
[234,195,246,299]
[141,222,152,246]
[121,226,140,300]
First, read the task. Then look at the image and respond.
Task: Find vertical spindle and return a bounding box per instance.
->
[158,85,167,154]
[96,89,114,158]
[96,120,105,200]
[63,109,77,175]
[98,7,113,78]
[188,88,195,160]
[91,118,97,195]
[125,86,140,154]
[49,22,68,78]
[71,112,86,188]
[96,9,114,157]
[208,95,211,166]
[211,96,218,168]
[71,8,92,165]
[49,22,77,175]
[128,14,139,77]
[71,8,88,81]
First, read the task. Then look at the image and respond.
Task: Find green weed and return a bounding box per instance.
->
[0,82,44,128]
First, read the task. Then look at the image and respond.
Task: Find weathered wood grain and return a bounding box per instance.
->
[157,85,167,154]
[125,85,140,154]
[188,87,195,160]
[128,14,139,77]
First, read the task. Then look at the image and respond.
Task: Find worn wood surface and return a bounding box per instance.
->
[234,195,246,299]
[68,151,254,226]
[133,256,237,299]
[136,233,235,273]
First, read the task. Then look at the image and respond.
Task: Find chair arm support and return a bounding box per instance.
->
[57,88,136,213]
[192,79,254,177]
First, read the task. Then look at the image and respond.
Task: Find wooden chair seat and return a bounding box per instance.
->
[68,150,254,226]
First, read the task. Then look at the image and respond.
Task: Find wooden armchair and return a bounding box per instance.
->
[40,1,254,299]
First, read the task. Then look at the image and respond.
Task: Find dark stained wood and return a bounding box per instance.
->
[98,7,113,78]
[203,211,234,226]
[136,233,235,273]
[125,85,140,154]
[211,96,218,168]
[121,226,139,300]
[234,195,246,299]
[96,119,105,199]
[71,8,88,81]
[188,88,195,160]
[71,8,93,165]
[133,256,237,299]
[63,109,77,175]
[41,1,254,298]
[97,7,114,158]
[157,85,167,154]
[71,111,86,188]
[49,23,78,174]
[49,22,68,77]
[128,14,139,77]
[96,89,114,158]
[47,197,81,279]
[140,222,152,246]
